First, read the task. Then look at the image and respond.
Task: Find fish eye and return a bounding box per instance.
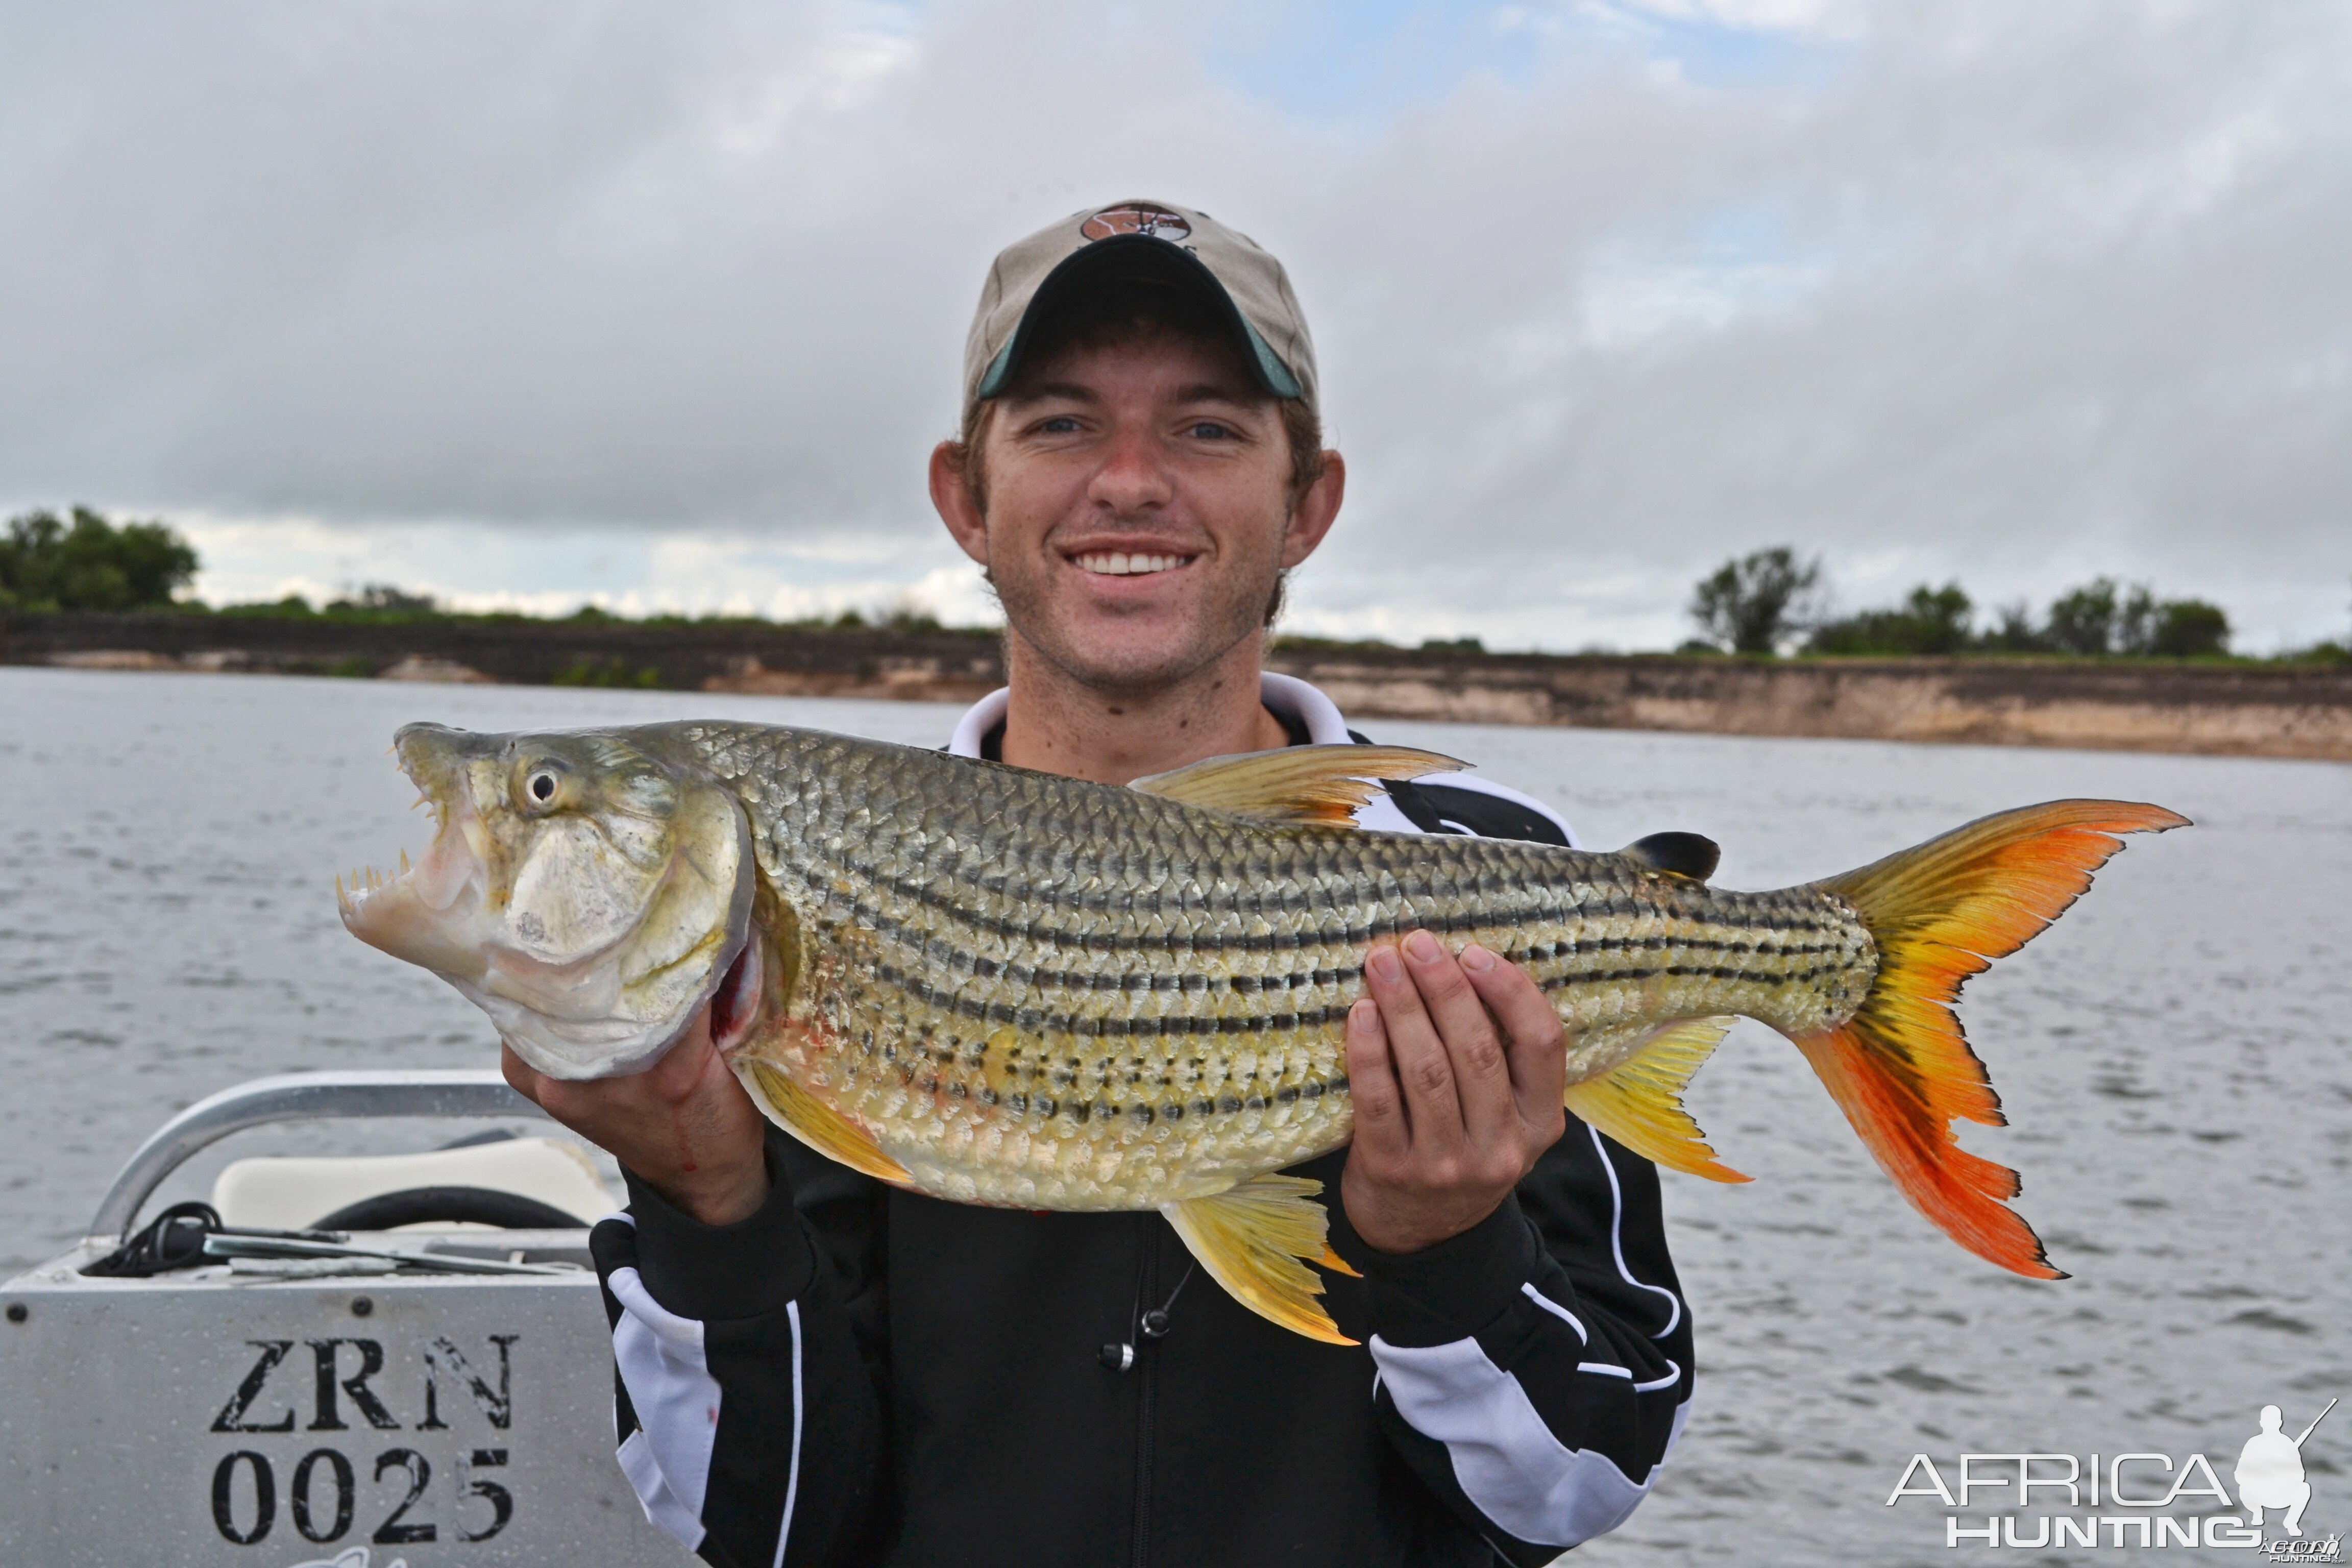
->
[522,767,564,808]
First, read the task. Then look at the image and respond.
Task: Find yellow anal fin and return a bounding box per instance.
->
[1130,744,1465,826]
[1562,1017,1749,1183]
[736,1059,912,1187]
[1163,1174,1356,1345]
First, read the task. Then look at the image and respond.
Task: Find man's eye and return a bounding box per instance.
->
[1188,421,1232,440]
[1039,415,1082,434]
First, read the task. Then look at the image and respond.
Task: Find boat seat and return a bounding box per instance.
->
[211,1135,617,1230]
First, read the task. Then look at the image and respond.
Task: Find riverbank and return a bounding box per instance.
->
[6,610,2347,761]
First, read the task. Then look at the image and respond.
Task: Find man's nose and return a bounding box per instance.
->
[1086,427,1175,514]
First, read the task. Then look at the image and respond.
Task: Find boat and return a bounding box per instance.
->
[0,1069,690,1565]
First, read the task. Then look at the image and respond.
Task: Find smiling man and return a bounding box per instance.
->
[508,201,1693,1568]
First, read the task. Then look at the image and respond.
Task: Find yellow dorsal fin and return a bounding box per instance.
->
[1129,744,1466,826]
[1561,1017,1750,1183]
[735,1059,912,1187]
[1162,1174,1357,1344]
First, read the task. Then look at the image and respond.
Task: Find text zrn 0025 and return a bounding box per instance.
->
[207,1334,519,1549]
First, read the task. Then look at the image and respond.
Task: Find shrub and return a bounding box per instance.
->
[1808,583,1973,655]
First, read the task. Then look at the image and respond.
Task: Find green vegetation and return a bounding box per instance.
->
[1,507,198,612]
[1688,547,1823,655]
[1808,583,1974,655]
[11,504,2338,669]
[1803,575,2231,658]
[1687,547,2250,661]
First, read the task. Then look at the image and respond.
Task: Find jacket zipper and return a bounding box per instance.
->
[1129,1216,1159,1568]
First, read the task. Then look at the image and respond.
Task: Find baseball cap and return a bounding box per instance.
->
[962,200,1319,413]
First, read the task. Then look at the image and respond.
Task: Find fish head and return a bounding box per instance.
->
[340,722,754,1080]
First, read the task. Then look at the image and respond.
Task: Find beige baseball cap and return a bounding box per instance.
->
[962,199,1319,413]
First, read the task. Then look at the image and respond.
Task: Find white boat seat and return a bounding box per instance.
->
[211,1136,617,1230]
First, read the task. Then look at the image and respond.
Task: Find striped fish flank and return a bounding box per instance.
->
[341,720,2187,1340]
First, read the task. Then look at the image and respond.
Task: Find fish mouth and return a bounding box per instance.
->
[339,722,757,1080]
[337,750,497,982]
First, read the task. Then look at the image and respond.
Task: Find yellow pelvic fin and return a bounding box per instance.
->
[735,1059,912,1187]
[1129,744,1466,827]
[1162,1174,1357,1345]
[1562,1017,1749,1183]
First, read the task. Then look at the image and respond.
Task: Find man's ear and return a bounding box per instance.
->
[1279,449,1346,569]
[929,440,990,567]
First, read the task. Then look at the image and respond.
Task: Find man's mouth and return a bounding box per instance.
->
[1071,550,1194,577]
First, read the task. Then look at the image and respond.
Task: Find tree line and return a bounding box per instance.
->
[5,507,2338,663]
[0,507,197,614]
[1688,546,2239,658]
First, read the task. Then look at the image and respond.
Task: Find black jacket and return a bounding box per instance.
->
[590,770,1694,1568]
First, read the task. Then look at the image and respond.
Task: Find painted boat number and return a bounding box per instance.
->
[206,1335,518,1548]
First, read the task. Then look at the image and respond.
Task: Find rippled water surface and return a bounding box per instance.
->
[4,667,2346,1564]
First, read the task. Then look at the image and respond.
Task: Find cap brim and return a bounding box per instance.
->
[974,234,1303,402]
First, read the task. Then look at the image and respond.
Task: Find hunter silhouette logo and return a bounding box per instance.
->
[1081,204,1191,242]
[1884,1394,2339,1552]
[2240,1400,2334,1540]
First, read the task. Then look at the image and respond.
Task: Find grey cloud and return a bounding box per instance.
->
[2,1,2345,646]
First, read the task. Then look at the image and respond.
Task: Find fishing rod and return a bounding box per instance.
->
[2294,1398,2337,1447]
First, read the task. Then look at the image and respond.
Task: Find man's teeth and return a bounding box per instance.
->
[1075,551,1187,576]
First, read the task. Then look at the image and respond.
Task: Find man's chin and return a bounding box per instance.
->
[1017,619,1259,696]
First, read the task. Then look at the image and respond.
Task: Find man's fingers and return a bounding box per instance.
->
[1460,944,1569,1140]
[1362,941,1463,1153]
[1343,998,1409,1161]
[1399,929,1516,1141]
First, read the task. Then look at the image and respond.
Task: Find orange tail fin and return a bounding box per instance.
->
[1793,799,2188,1280]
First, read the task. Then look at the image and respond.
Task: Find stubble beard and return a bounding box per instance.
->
[990,542,1285,701]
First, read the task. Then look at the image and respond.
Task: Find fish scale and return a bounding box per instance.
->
[345,717,2183,1339]
[693,726,1876,1209]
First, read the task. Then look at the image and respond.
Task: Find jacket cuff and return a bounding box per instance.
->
[1362,1193,1539,1348]
[620,1124,815,1321]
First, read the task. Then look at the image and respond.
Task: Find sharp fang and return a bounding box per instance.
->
[399,848,411,873]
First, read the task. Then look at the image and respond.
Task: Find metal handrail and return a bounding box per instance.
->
[86,1069,551,1243]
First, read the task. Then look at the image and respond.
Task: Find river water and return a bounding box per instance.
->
[3,666,2346,1565]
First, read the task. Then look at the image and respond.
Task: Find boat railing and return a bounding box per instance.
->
[84,1068,550,1244]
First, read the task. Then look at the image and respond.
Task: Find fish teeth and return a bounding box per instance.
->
[399,848,411,874]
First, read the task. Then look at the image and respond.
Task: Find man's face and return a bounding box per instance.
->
[933,329,1339,695]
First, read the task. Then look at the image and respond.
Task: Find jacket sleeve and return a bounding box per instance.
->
[590,1124,889,1568]
[1363,1120,1694,1563]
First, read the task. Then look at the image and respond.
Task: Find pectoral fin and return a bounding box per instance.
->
[1163,1174,1356,1345]
[1561,1017,1749,1183]
[736,1059,912,1186]
[1130,745,1466,827]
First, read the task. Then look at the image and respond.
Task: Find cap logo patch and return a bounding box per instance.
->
[1081,205,1191,242]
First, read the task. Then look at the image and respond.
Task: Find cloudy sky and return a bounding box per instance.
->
[3,1,2346,651]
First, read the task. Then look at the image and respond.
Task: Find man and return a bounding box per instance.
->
[507,200,1692,1567]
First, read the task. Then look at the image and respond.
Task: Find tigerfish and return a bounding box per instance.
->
[338,721,2184,1342]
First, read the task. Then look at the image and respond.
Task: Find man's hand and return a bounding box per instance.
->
[501,1001,771,1227]
[1340,930,1567,1256]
